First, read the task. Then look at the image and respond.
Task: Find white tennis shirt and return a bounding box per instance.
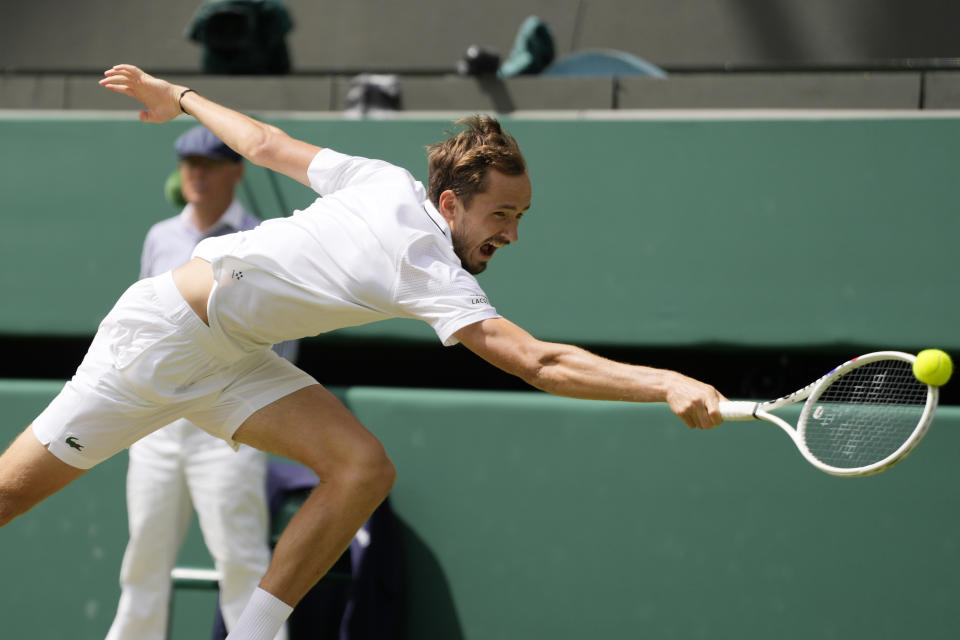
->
[192,149,500,355]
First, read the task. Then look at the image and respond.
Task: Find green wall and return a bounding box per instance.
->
[1,114,958,350]
[4,381,959,639]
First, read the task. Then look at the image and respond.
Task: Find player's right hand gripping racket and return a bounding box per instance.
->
[720,351,939,477]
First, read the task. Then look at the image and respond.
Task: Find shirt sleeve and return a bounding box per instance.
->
[307,149,409,196]
[394,235,501,346]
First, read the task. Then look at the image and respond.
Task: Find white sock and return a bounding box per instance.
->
[225,588,294,640]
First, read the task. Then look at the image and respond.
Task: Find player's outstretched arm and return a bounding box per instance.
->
[455,317,725,430]
[99,64,320,187]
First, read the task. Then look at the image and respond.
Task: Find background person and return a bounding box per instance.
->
[105,125,296,640]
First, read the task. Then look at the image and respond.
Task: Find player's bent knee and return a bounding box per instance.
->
[344,441,396,502]
[282,411,396,504]
[325,435,395,510]
[371,451,397,496]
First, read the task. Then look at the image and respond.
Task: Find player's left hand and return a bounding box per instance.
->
[99,64,187,124]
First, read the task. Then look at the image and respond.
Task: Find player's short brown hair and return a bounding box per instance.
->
[426,116,527,207]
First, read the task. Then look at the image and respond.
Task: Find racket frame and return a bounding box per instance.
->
[720,351,939,477]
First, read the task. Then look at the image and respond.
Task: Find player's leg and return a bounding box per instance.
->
[1,365,189,528]
[233,384,395,603]
[181,349,393,640]
[1,275,189,527]
[0,426,87,527]
[106,428,194,640]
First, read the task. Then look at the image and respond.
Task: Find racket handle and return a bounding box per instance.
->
[719,401,760,421]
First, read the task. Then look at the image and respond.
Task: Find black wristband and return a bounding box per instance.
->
[178,88,197,115]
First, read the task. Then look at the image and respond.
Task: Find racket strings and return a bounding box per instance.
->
[801,360,927,469]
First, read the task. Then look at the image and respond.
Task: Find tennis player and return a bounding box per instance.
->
[0,64,725,640]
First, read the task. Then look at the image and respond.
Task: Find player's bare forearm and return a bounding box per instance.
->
[99,64,320,187]
[455,317,725,430]
[527,344,671,401]
[523,344,724,428]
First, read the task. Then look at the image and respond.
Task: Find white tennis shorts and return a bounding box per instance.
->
[32,271,317,469]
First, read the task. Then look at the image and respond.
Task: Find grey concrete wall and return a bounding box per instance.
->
[3,0,959,74]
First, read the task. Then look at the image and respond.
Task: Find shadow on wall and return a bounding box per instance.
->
[396,517,465,640]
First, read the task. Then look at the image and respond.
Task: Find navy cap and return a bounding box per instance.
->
[174,125,242,162]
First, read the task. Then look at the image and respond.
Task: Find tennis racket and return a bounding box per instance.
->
[720,351,939,477]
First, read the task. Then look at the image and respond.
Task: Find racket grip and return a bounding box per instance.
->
[719,401,760,421]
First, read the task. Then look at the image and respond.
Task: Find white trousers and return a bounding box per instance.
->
[105,419,287,640]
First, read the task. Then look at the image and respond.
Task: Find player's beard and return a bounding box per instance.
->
[450,229,488,275]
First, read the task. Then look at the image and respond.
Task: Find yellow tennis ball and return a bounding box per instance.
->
[913,349,953,386]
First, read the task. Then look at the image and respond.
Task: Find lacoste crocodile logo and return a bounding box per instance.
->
[65,436,85,451]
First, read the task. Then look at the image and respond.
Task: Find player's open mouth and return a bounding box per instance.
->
[479,243,496,258]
